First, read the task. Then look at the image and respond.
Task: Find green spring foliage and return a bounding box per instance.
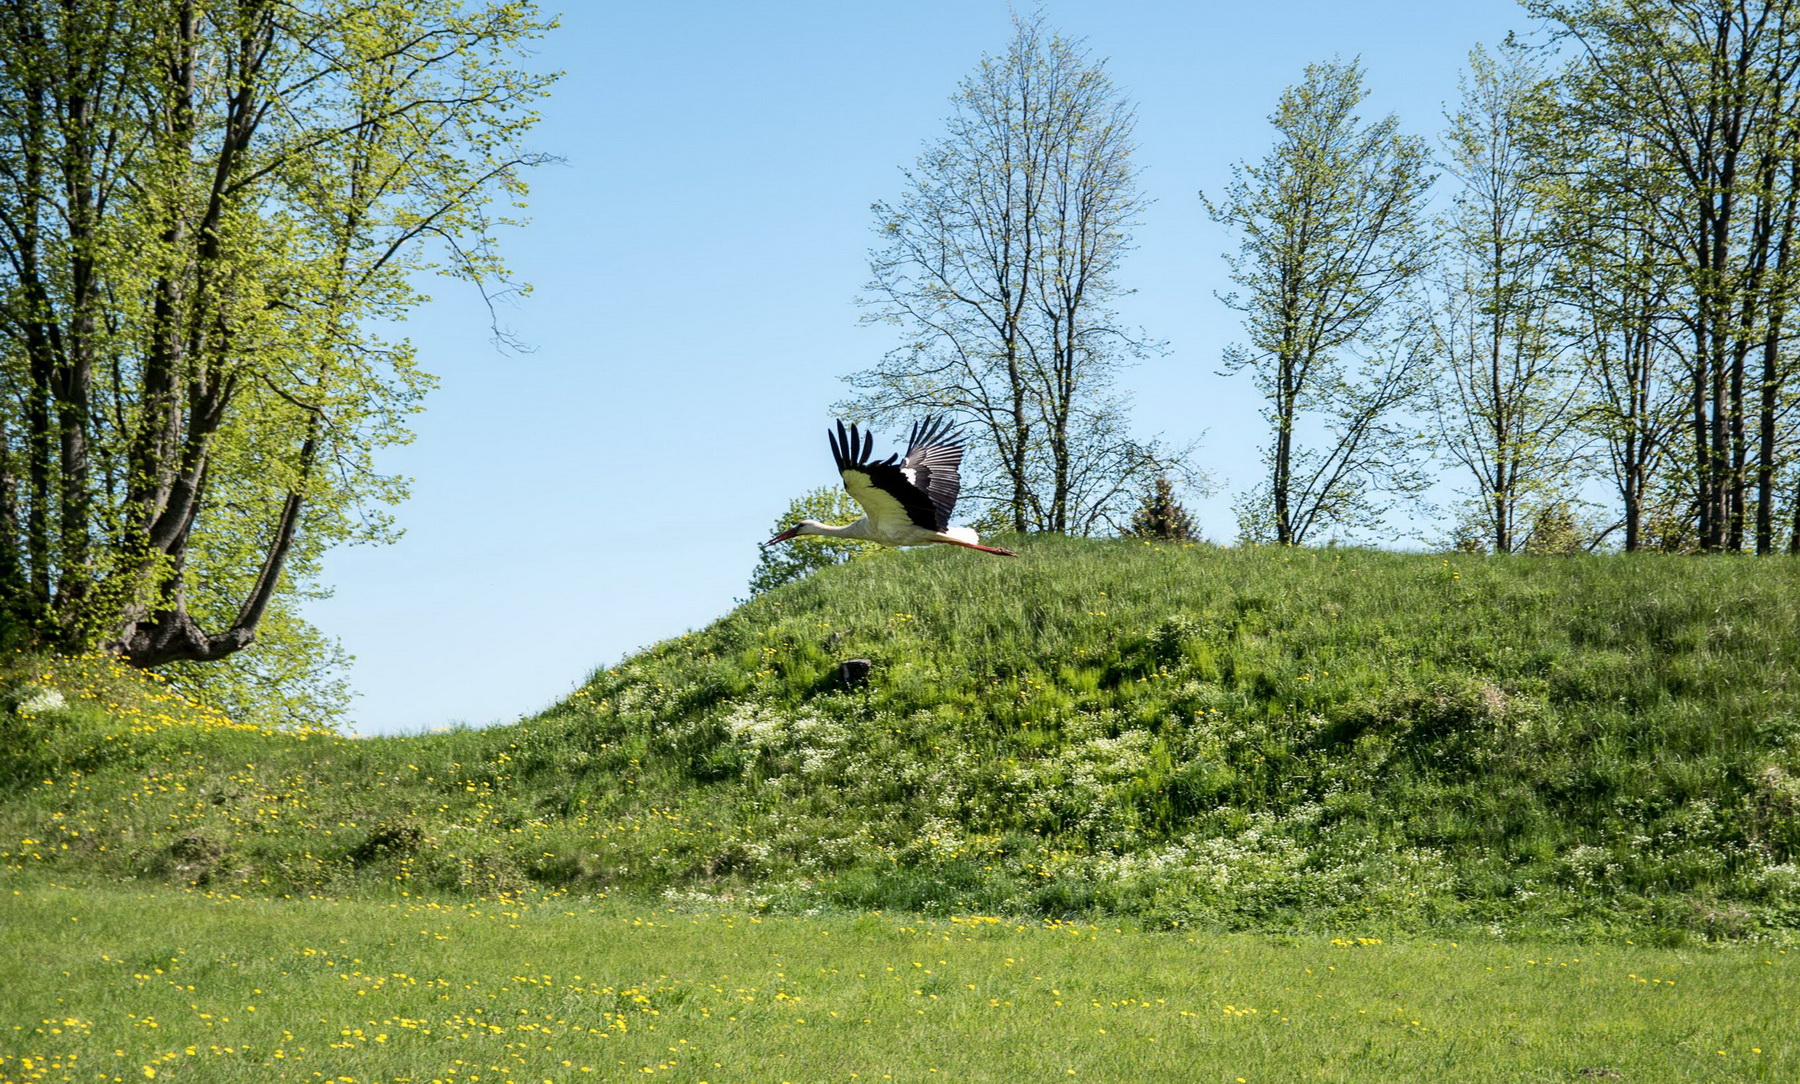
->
[4,540,1799,940]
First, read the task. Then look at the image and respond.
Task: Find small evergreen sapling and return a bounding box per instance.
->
[1127,476,1199,542]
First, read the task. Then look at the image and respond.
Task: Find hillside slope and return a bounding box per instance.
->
[4,539,1798,937]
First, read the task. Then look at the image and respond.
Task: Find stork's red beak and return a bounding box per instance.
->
[763,527,801,548]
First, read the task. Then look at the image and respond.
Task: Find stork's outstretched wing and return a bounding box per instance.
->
[898,415,964,530]
[829,416,964,533]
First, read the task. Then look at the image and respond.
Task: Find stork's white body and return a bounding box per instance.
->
[763,417,1016,558]
[791,517,982,549]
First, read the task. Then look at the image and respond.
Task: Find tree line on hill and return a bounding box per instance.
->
[810,1,1800,578]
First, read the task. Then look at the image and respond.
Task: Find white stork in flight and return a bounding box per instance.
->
[763,417,1017,556]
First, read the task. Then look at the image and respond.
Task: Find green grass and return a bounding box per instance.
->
[5,540,1800,1081]
[3,878,1795,1084]
[3,539,1799,937]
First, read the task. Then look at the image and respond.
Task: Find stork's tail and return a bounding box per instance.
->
[941,526,1017,557]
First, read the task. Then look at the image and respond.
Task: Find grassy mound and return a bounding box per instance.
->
[4,539,1799,938]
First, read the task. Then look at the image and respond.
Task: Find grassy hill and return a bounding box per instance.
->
[4,538,1799,939]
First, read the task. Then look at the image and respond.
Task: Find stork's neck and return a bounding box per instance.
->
[800,518,872,540]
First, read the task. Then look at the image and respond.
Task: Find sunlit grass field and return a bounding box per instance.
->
[3,879,1794,1084]
[4,540,1800,1081]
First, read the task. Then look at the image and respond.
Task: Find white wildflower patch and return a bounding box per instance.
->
[722,703,788,750]
[661,886,773,912]
[18,686,66,714]
[1022,727,1159,840]
[1562,843,1619,888]
[612,677,663,717]
[1750,862,1799,897]
[1034,810,1459,926]
[718,703,855,780]
[913,815,970,862]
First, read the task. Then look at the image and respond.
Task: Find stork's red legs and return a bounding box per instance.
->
[940,538,1017,557]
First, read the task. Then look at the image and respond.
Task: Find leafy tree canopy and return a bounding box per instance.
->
[0,0,558,719]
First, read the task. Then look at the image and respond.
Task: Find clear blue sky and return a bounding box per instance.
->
[304,0,1532,735]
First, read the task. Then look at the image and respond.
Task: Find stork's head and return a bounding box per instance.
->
[762,519,821,547]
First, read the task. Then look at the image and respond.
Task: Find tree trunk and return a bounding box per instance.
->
[110,421,316,667]
[1756,154,1800,554]
[1267,345,1296,540]
[1791,474,1800,554]
[0,420,20,627]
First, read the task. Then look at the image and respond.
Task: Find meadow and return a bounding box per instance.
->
[3,878,1793,1084]
[4,539,1800,1081]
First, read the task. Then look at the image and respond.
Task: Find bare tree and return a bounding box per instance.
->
[1205,59,1435,544]
[1543,117,1690,552]
[847,13,1169,535]
[1429,44,1588,553]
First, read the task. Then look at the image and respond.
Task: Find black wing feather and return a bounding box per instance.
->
[899,415,964,530]
[830,420,850,473]
[828,417,962,531]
